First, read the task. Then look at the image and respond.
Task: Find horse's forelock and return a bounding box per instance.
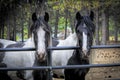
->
[83,16,95,33]
[31,16,50,34]
[31,16,51,46]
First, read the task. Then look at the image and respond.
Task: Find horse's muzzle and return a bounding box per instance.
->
[37,53,46,62]
[82,50,89,58]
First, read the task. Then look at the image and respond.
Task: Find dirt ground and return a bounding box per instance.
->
[9,71,64,80]
[53,78,64,80]
[12,77,64,80]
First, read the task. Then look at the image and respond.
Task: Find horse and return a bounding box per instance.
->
[52,33,77,78]
[64,11,95,80]
[0,12,52,80]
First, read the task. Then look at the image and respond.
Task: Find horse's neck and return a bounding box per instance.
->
[74,49,82,59]
[23,37,35,48]
[60,33,78,46]
[65,33,77,40]
[73,49,89,64]
[22,37,36,64]
[73,40,83,61]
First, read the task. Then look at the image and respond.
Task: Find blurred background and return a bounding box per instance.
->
[0,1,120,80]
[0,0,120,45]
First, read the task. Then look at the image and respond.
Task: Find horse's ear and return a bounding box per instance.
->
[32,12,37,22]
[44,12,49,22]
[76,11,82,21]
[90,11,94,21]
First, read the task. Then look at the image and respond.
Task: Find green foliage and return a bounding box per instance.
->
[16,35,20,41]
[23,22,29,39]
[1,0,120,42]
[58,17,65,30]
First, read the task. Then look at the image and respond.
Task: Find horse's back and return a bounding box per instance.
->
[0,39,16,63]
[0,39,16,48]
[0,39,36,80]
[1,39,35,67]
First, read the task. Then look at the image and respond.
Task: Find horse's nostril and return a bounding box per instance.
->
[39,53,44,59]
[83,50,88,55]
[37,53,46,62]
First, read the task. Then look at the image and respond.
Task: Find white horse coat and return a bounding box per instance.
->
[0,39,16,48]
[52,33,78,77]
[0,38,35,80]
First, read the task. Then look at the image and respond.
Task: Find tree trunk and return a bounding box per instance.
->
[1,24,4,39]
[1,7,5,39]
[7,18,10,40]
[6,6,10,40]
[21,7,24,42]
[69,11,74,33]
[28,16,31,38]
[101,10,108,45]
[0,6,1,38]
[13,14,16,41]
[95,8,100,45]
[113,15,118,42]
[105,9,109,41]
[13,4,16,41]
[64,9,68,39]
[0,27,1,38]
[54,10,59,38]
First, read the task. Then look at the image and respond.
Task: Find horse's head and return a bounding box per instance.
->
[75,11,95,58]
[31,12,51,62]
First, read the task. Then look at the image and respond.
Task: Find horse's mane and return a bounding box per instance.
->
[57,33,77,47]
